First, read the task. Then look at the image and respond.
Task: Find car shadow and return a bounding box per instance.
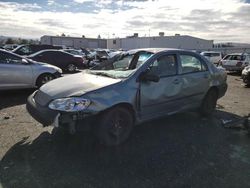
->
[227,71,242,76]
[0,89,35,110]
[1,111,250,188]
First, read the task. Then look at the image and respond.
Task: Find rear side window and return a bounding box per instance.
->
[180,55,207,74]
[224,55,245,61]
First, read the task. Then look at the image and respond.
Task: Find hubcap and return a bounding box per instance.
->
[41,75,53,84]
[68,64,76,72]
[109,113,125,138]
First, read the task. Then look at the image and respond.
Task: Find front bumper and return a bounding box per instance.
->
[26,91,58,126]
[26,91,96,131]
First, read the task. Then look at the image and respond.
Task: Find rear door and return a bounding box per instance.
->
[177,52,210,107]
[0,51,33,89]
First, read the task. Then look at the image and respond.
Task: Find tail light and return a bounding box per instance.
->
[236,61,242,67]
[76,57,84,63]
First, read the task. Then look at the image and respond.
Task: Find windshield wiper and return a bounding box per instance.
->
[90,71,114,78]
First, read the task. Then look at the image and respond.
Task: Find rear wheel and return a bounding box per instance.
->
[96,107,134,146]
[67,63,77,73]
[36,73,54,88]
[200,88,218,116]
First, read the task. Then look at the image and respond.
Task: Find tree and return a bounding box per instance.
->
[5,38,14,44]
[61,33,66,37]
[20,39,28,44]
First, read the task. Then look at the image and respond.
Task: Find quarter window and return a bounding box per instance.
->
[180,55,207,74]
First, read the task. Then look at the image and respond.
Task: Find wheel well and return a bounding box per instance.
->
[105,103,136,122]
[35,73,54,86]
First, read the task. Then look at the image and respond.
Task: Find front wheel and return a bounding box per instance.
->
[36,73,55,88]
[200,89,218,116]
[67,63,77,73]
[96,107,134,146]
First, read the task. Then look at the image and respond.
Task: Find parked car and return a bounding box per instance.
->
[242,65,250,87]
[87,50,111,67]
[0,49,62,90]
[219,53,250,72]
[63,49,88,67]
[200,51,222,65]
[63,49,85,56]
[26,48,227,146]
[3,44,19,51]
[12,44,63,56]
[27,50,85,72]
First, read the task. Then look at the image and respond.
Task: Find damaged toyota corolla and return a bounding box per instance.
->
[26,48,228,146]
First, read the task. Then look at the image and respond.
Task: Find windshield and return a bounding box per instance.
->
[87,51,154,79]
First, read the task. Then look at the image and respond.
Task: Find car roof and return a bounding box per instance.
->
[201,51,221,54]
[227,53,249,55]
[127,48,189,54]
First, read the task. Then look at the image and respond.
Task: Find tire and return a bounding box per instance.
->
[67,63,77,73]
[36,73,55,88]
[200,89,218,116]
[96,107,134,146]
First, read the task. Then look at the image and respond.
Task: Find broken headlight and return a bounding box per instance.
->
[48,97,91,112]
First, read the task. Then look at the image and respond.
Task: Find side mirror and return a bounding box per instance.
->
[21,59,29,64]
[139,71,160,82]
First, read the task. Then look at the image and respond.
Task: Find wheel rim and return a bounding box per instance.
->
[41,75,53,84]
[67,64,76,72]
[108,112,129,143]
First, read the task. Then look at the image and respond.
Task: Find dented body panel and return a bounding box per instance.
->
[26,48,228,130]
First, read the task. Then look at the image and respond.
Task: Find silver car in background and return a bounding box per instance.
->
[0,49,62,90]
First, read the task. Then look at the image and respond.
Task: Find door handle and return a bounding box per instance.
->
[173,79,180,84]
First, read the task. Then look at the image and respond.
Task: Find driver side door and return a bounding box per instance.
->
[139,53,183,121]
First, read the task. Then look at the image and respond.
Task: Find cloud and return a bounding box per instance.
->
[0,0,250,43]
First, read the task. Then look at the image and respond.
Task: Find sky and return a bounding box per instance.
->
[0,0,250,42]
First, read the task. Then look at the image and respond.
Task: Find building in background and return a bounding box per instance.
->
[107,33,213,50]
[213,42,250,54]
[41,35,107,49]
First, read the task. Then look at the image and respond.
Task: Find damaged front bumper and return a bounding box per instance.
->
[26,91,95,132]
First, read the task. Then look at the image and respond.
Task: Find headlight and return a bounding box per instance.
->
[49,97,91,112]
[57,69,63,74]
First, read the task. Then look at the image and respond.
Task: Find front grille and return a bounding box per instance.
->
[34,90,52,106]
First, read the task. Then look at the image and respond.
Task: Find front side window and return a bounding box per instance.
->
[180,55,207,74]
[0,52,22,64]
[150,55,177,77]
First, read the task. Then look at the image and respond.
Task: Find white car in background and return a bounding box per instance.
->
[219,53,250,72]
[200,51,222,65]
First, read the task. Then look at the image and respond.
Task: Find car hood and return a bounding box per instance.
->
[39,72,121,99]
[31,60,61,71]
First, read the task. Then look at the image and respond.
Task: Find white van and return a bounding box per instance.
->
[200,51,222,65]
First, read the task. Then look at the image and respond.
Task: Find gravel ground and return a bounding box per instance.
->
[0,74,250,188]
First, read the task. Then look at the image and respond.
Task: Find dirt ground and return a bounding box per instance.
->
[0,74,250,188]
